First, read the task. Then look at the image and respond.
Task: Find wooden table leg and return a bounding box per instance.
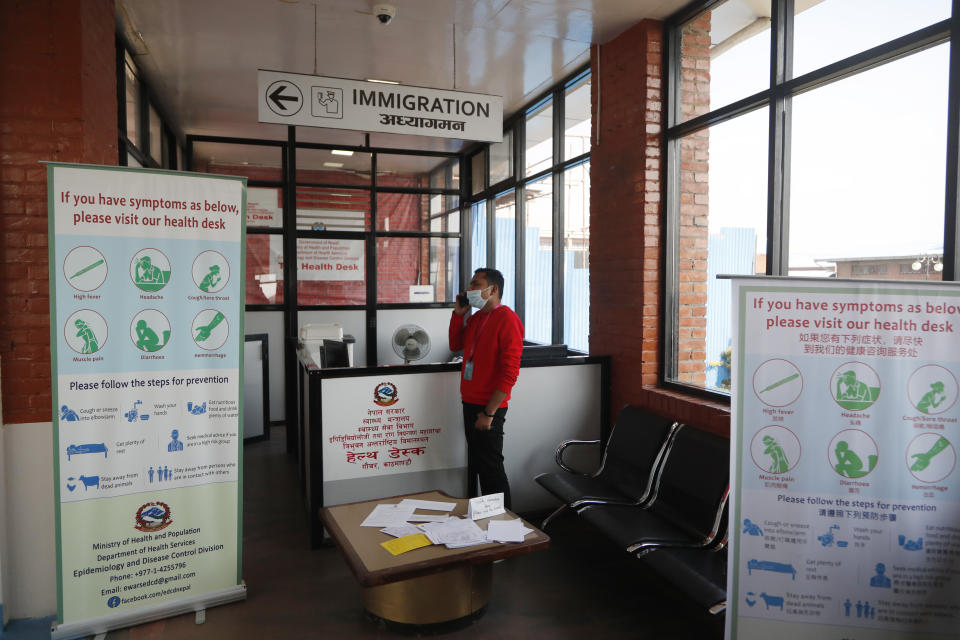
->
[362,563,493,624]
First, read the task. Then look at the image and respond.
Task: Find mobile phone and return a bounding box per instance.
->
[456,292,468,307]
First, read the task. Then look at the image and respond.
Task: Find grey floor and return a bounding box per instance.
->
[75,428,723,639]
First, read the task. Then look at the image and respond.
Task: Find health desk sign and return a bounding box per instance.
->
[47,163,246,639]
[727,276,960,640]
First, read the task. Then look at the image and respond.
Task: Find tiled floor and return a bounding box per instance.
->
[37,428,723,639]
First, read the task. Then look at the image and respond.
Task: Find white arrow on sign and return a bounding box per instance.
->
[265,81,303,116]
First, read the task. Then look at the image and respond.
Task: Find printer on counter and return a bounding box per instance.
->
[299,323,356,368]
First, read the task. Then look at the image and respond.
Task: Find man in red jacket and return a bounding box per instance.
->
[449,268,523,509]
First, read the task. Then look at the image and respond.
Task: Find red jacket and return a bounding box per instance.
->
[449,305,523,407]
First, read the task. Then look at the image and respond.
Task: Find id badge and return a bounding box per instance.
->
[464,361,474,381]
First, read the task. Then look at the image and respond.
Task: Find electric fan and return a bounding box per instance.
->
[392,324,431,364]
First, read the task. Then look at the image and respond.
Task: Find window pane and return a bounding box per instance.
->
[563,161,590,352]
[793,0,950,78]
[428,237,460,303]
[671,107,769,391]
[471,151,486,195]
[524,176,553,343]
[681,0,770,123]
[789,45,948,281]
[148,104,162,165]
[124,58,140,147]
[296,187,369,231]
[297,148,371,186]
[377,192,429,231]
[490,130,513,185]
[376,237,448,303]
[429,196,459,232]
[297,238,366,305]
[378,154,455,188]
[494,191,516,310]
[471,201,487,274]
[247,187,283,230]
[525,98,553,176]
[192,142,283,181]
[564,74,591,160]
[246,234,283,305]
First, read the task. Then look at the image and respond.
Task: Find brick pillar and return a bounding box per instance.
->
[0,0,118,423]
[590,18,729,435]
[589,20,664,416]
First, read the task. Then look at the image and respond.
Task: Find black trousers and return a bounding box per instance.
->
[462,402,512,510]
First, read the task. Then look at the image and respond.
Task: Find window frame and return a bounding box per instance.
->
[462,65,592,350]
[661,0,959,401]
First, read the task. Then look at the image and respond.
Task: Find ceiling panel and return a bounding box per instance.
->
[118,0,689,155]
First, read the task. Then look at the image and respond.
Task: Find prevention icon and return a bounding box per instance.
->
[906,433,956,483]
[907,365,958,416]
[131,309,171,352]
[828,429,878,479]
[753,359,803,407]
[65,309,107,355]
[192,250,230,294]
[130,248,171,293]
[63,245,107,291]
[831,362,881,411]
[192,309,229,350]
[749,425,801,474]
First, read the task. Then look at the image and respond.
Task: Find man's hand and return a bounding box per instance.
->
[474,412,494,430]
[454,292,469,315]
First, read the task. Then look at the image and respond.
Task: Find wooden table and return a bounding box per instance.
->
[320,490,550,625]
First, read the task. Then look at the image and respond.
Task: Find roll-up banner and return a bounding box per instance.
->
[727,276,960,640]
[47,164,246,638]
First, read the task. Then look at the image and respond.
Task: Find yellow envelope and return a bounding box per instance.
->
[380,533,433,556]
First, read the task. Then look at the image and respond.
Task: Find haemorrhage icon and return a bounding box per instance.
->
[195,311,225,342]
[910,436,950,472]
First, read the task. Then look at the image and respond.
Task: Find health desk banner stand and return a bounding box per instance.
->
[728,276,960,640]
[48,163,247,638]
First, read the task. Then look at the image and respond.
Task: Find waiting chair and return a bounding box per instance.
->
[577,425,729,553]
[534,406,681,529]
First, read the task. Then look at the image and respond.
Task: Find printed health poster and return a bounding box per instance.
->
[48,163,246,637]
[728,277,960,640]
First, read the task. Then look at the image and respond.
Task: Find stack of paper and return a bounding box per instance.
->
[485,518,533,543]
[419,517,489,548]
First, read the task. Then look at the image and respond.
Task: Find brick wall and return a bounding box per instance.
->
[590,19,728,436]
[0,0,117,424]
[676,14,711,386]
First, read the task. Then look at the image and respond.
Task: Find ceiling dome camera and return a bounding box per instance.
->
[374,4,396,25]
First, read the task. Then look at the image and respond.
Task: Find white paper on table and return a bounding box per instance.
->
[398,499,456,511]
[418,517,487,546]
[486,518,527,543]
[360,504,416,527]
[380,524,423,538]
[445,536,491,549]
[406,514,453,522]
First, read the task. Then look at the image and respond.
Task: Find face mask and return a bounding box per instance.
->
[466,286,489,308]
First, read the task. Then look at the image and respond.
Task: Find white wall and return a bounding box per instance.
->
[245,310,285,423]
[2,421,57,619]
[504,363,603,512]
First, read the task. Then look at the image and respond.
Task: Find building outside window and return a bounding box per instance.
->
[664,0,953,395]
